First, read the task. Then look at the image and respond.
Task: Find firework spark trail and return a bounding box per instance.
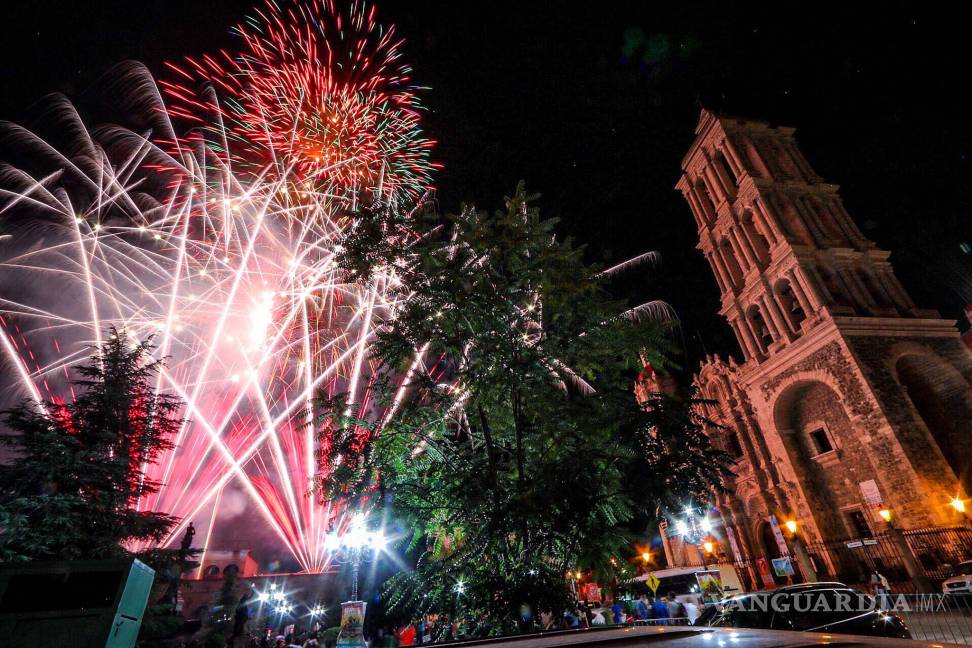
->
[0,0,436,571]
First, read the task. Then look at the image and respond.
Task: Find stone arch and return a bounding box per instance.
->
[894,353,972,493]
[755,519,789,585]
[746,305,773,352]
[772,380,852,540]
[774,278,806,332]
[203,565,220,579]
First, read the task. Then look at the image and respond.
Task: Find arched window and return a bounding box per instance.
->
[741,212,771,265]
[696,179,717,219]
[859,268,893,309]
[204,565,220,579]
[747,305,773,352]
[714,151,738,191]
[775,279,806,331]
[720,238,744,287]
[803,197,843,241]
[744,141,769,178]
[818,266,851,309]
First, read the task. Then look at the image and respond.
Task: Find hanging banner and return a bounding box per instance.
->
[725,525,744,564]
[771,557,794,577]
[767,515,790,557]
[859,479,883,506]
[337,600,367,648]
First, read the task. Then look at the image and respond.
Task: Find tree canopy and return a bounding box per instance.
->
[0,327,182,562]
[319,185,729,629]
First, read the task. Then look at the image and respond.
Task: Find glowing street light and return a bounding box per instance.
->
[324,514,387,601]
[641,551,652,563]
[952,498,966,513]
[673,506,714,569]
[878,509,893,523]
[784,519,798,535]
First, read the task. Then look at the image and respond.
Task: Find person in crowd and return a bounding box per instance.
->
[564,607,581,629]
[651,595,669,623]
[602,603,614,625]
[635,594,651,621]
[398,620,416,647]
[682,595,699,625]
[611,599,625,624]
[665,593,687,624]
[870,569,891,609]
[590,604,606,625]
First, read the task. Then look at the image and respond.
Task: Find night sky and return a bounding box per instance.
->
[4,1,971,370]
[3,1,971,563]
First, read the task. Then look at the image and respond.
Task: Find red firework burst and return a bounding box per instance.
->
[162,0,437,206]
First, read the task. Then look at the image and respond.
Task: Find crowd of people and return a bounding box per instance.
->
[219,591,699,648]
[383,592,699,647]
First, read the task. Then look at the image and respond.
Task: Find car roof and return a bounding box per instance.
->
[445,625,960,648]
[740,582,849,596]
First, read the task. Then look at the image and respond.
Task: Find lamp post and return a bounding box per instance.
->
[324,515,387,601]
[325,514,387,648]
[875,507,933,593]
[674,506,713,569]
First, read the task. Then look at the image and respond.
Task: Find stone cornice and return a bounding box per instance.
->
[834,316,959,337]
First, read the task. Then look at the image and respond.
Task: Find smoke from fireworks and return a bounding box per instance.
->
[0,0,434,571]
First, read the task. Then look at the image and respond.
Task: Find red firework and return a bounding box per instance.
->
[162,0,437,205]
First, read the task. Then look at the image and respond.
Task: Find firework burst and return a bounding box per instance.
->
[162,0,437,209]
[0,0,434,572]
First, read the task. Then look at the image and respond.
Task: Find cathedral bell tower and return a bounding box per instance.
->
[679,110,972,584]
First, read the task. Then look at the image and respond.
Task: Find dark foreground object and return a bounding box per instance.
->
[452,624,953,648]
[695,583,910,638]
[0,558,155,647]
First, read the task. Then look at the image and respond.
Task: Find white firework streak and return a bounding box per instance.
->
[0,71,417,572]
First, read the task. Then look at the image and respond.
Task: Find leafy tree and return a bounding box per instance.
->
[0,326,182,562]
[319,185,729,630]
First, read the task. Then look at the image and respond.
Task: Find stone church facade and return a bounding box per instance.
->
[676,109,972,588]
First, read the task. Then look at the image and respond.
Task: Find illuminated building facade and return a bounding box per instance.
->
[678,109,972,588]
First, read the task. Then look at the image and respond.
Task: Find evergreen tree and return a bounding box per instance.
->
[319,185,729,630]
[0,326,182,562]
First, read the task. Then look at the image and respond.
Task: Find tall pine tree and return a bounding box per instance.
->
[0,326,182,562]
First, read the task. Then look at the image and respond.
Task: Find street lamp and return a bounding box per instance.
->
[674,506,713,569]
[325,514,387,601]
[951,498,966,513]
[878,509,893,523]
